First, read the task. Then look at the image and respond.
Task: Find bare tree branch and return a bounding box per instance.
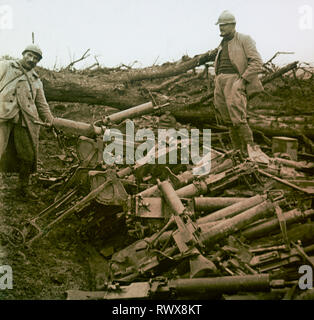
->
[65,49,91,70]
[84,55,101,70]
[264,51,295,66]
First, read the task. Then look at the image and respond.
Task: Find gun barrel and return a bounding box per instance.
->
[199,200,275,248]
[136,157,234,198]
[242,209,314,239]
[105,101,159,123]
[52,101,166,138]
[158,180,185,215]
[66,274,284,300]
[196,194,266,224]
[53,117,103,137]
[194,197,247,212]
[167,274,272,296]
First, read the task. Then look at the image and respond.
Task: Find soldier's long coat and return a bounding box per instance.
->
[214,32,264,96]
[0,60,53,172]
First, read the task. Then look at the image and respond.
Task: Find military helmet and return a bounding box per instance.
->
[215,10,236,25]
[22,44,43,60]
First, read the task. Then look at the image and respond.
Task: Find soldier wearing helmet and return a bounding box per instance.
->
[213,10,264,157]
[0,44,54,199]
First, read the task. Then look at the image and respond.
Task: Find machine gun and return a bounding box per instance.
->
[110,169,281,282]
[66,274,294,300]
[110,178,218,282]
[35,101,170,167]
[156,179,217,278]
[110,191,284,282]
[250,242,314,273]
[36,101,169,138]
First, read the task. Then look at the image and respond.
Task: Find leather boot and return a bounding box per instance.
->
[238,124,254,158]
[229,126,242,152]
[17,184,39,200]
[17,162,38,200]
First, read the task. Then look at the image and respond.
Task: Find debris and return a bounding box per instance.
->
[3,56,313,300]
[272,137,298,161]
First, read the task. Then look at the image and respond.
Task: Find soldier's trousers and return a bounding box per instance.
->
[214,73,248,126]
[0,121,34,185]
[214,73,254,152]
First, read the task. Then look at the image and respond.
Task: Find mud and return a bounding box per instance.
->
[0,102,122,300]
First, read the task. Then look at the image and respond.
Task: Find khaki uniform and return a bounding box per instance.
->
[214,73,247,125]
[213,32,263,154]
[0,60,53,177]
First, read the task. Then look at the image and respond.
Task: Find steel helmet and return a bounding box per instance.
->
[215,10,236,25]
[22,44,43,60]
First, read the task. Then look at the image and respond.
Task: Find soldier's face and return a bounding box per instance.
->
[219,23,236,37]
[21,51,40,70]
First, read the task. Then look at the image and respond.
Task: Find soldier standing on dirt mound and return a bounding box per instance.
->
[213,10,264,157]
[0,45,54,199]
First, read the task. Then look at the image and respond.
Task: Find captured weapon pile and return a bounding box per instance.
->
[10,100,314,300]
[7,52,314,300]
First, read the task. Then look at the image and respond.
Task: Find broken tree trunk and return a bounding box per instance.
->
[39,68,148,108]
[38,49,217,108]
[114,49,218,82]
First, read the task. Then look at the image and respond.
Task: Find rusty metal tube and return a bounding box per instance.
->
[199,200,275,248]
[194,197,247,212]
[158,180,185,215]
[175,169,233,198]
[274,157,311,170]
[52,101,158,138]
[196,194,267,224]
[137,170,197,198]
[137,158,234,198]
[138,170,196,197]
[176,181,208,198]
[117,167,133,178]
[166,274,272,295]
[105,101,154,123]
[53,117,102,137]
[242,209,314,240]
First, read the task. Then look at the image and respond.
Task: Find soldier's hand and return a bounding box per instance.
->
[45,120,53,128]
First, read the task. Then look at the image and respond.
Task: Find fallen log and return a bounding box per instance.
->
[39,67,148,108]
[38,49,217,108]
[260,61,299,85]
[115,49,218,82]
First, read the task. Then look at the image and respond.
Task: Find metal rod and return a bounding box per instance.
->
[196,194,266,224]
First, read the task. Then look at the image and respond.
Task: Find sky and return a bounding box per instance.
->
[0,0,314,69]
